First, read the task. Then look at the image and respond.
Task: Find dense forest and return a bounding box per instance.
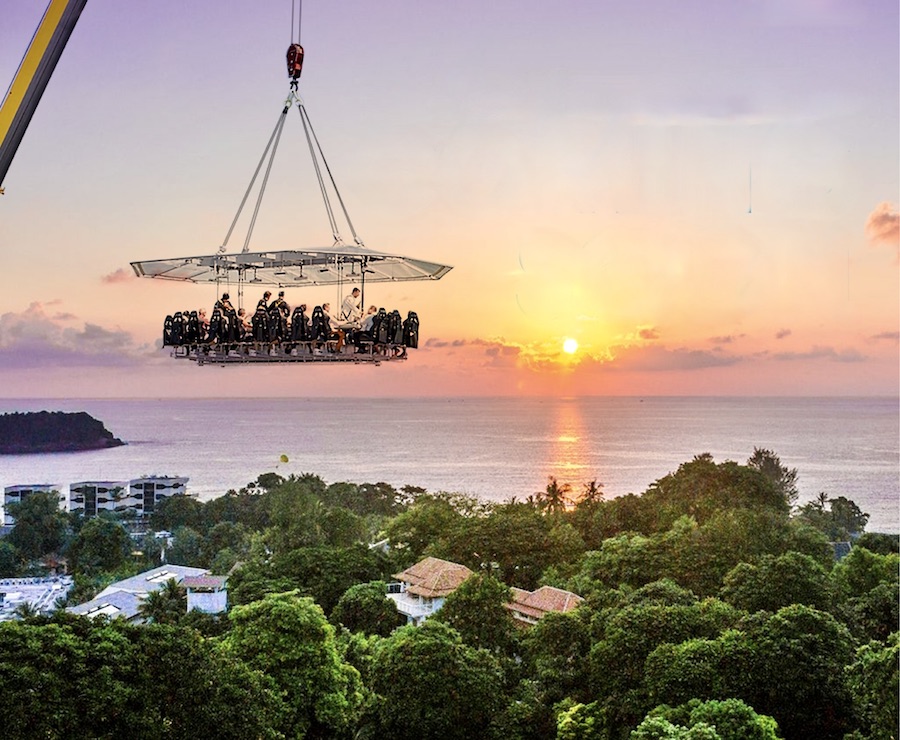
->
[0,449,896,739]
[0,410,124,453]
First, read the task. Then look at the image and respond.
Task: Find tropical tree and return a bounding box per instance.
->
[66,517,131,574]
[223,590,363,738]
[746,604,855,740]
[747,447,799,506]
[719,551,833,613]
[432,573,518,656]
[581,479,605,506]
[165,526,205,567]
[330,580,403,637]
[437,501,556,589]
[538,476,573,515]
[845,633,899,740]
[522,607,593,706]
[137,578,186,624]
[366,620,507,740]
[149,494,203,532]
[0,540,20,577]
[589,598,742,732]
[242,543,388,614]
[634,698,780,740]
[642,457,790,532]
[7,491,68,561]
[12,602,39,621]
[383,493,469,564]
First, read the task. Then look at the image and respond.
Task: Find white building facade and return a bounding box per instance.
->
[68,476,189,519]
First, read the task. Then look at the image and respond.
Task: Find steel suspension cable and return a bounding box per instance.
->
[291,0,303,44]
[297,100,342,242]
[243,108,289,252]
[220,105,290,252]
[297,103,365,246]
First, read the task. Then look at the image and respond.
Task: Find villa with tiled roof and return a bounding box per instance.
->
[387,557,474,625]
[506,585,583,628]
[387,557,583,628]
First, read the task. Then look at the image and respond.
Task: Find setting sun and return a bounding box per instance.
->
[563,338,579,354]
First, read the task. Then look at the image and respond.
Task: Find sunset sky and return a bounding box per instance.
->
[1,0,897,397]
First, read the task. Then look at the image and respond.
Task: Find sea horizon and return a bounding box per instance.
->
[1,396,897,533]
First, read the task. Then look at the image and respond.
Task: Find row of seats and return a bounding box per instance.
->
[163,307,419,349]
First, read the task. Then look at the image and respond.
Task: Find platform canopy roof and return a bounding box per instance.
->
[130,244,452,287]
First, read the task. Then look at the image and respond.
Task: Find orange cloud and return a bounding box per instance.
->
[865,202,899,257]
[101,268,135,284]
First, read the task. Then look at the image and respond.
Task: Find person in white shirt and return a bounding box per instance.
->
[340,288,362,327]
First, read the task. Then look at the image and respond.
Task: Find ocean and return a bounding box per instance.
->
[0,397,897,533]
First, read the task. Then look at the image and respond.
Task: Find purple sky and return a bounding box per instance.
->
[0,0,897,397]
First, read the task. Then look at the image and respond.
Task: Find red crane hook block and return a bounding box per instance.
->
[287,44,304,80]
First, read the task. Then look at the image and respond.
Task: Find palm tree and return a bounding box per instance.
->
[13,602,39,621]
[137,578,186,624]
[580,479,605,507]
[538,477,572,516]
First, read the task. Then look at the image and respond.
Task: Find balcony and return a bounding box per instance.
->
[386,583,436,620]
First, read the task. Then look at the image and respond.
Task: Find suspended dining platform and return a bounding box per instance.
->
[129,37,451,367]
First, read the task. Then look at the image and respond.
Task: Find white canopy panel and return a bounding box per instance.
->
[130,246,452,287]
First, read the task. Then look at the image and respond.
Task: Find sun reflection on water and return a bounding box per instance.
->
[545,400,598,502]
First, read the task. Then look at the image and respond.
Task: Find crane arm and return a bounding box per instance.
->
[0,0,88,191]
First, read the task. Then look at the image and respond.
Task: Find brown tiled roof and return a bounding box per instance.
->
[182,575,227,590]
[506,585,583,621]
[392,557,473,598]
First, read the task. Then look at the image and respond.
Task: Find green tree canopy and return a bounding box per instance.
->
[436,501,557,589]
[432,572,518,655]
[635,698,780,740]
[366,620,506,740]
[642,457,791,532]
[383,493,470,564]
[223,590,363,738]
[522,607,594,707]
[747,447,799,506]
[66,517,131,574]
[149,494,203,532]
[0,618,281,739]
[845,633,899,740]
[795,494,870,540]
[330,580,403,637]
[719,551,833,613]
[7,491,68,561]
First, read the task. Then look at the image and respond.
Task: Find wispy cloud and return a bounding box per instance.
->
[775,328,792,340]
[0,302,153,369]
[606,344,741,372]
[101,267,136,284]
[631,112,777,128]
[869,331,899,344]
[772,345,865,363]
[865,202,899,260]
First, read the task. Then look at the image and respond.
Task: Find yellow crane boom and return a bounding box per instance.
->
[0,0,88,191]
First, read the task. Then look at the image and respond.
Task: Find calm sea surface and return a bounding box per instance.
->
[0,397,897,533]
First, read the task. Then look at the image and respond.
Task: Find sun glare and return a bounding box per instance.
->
[563,338,579,354]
